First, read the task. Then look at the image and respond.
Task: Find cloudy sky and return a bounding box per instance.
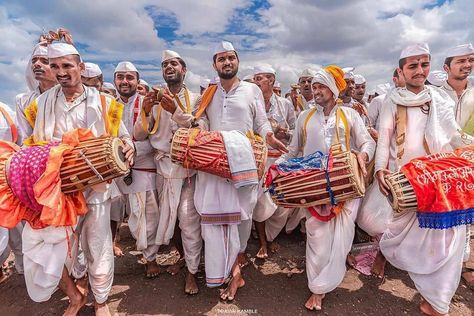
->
[0,0,472,106]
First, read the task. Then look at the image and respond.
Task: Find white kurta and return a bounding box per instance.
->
[15,89,40,144]
[376,86,467,314]
[133,87,202,270]
[367,93,386,131]
[439,80,472,103]
[195,79,272,286]
[23,85,130,304]
[278,104,375,295]
[253,93,296,223]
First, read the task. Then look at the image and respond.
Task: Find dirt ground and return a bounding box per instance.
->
[0,224,472,316]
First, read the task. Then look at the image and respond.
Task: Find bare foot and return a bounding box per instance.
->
[304,293,325,311]
[237,253,249,268]
[75,276,89,297]
[346,254,356,268]
[145,260,161,278]
[269,241,280,253]
[256,246,268,259]
[113,243,124,257]
[220,272,245,301]
[166,258,185,275]
[94,302,111,316]
[0,271,10,285]
[184,270,199,295]
[419,299,447,316]
[371,250,386,279]
[63,293,86,316]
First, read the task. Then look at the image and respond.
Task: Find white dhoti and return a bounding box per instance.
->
[22,224,75,302]
[177,177,202,274]
[0,227,10,266]
[195,173,256,287]
[77,201,114,304]
[306,199,360,294]
[0,223,24,273]
[357,182,392,237]
[380,211,465,314]
[127,190,160,261]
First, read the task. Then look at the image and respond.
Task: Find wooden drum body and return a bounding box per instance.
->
[60,137,130,193]
[171,128,267,180]
[384,172,418,213]
[270,145,365,208]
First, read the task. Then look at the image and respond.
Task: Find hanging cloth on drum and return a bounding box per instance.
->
[174,88,192,114]
[194,84,218,119]
[0,106,18,144]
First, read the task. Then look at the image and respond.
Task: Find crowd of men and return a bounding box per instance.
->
[0,28,473,316]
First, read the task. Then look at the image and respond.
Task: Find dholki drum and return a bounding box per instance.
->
[171,128,268,180]
[267,144,365,208]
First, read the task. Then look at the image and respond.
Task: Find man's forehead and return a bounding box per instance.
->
[215,51,237,59]
[405,54,430,64]
[299,76,312,82]
[452,54,474,61]
[116,71,138,77]
[49,54,79,63]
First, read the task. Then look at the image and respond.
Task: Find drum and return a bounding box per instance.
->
[268,144,365,208]
[171,128,267,180]
[384,172,417,213]
[59,136,130,193]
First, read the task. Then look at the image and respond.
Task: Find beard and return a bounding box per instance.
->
[217,67,238,80]
[118,89,136,98]
[164,72,184,86]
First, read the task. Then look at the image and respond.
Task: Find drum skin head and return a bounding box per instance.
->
[111,138,130,172]
[349,152,366,195]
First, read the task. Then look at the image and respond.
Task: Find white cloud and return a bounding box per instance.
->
[0,0,472,105]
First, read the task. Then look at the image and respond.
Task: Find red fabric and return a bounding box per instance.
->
[401,145,474,213]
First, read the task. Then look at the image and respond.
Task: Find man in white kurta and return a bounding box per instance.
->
[15,43,57,144]
[277,66,375,311]
[194,41,286,301]
[376,43,473,316]
[22,43,134,316]
[356,70,406,278]
[439,44,474,103]
[289,68,316,116]
[0,101,23,282]
[134,50,203,294]
[367,74,404,132]
[112,61,157,260]
[440,43,474,290]
[252,65,296,259]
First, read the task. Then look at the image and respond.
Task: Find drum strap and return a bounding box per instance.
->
[334,107,350,149]
[395,104,431,162]
[302,106,350,149]
[302,107,317,148]
[296,95,305,111]
[194,84,218,119]
[132,96,141,126]
[140,104,162,135]
[174,88,192,114]
[0,106,18,143]
[24,99,38,128]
